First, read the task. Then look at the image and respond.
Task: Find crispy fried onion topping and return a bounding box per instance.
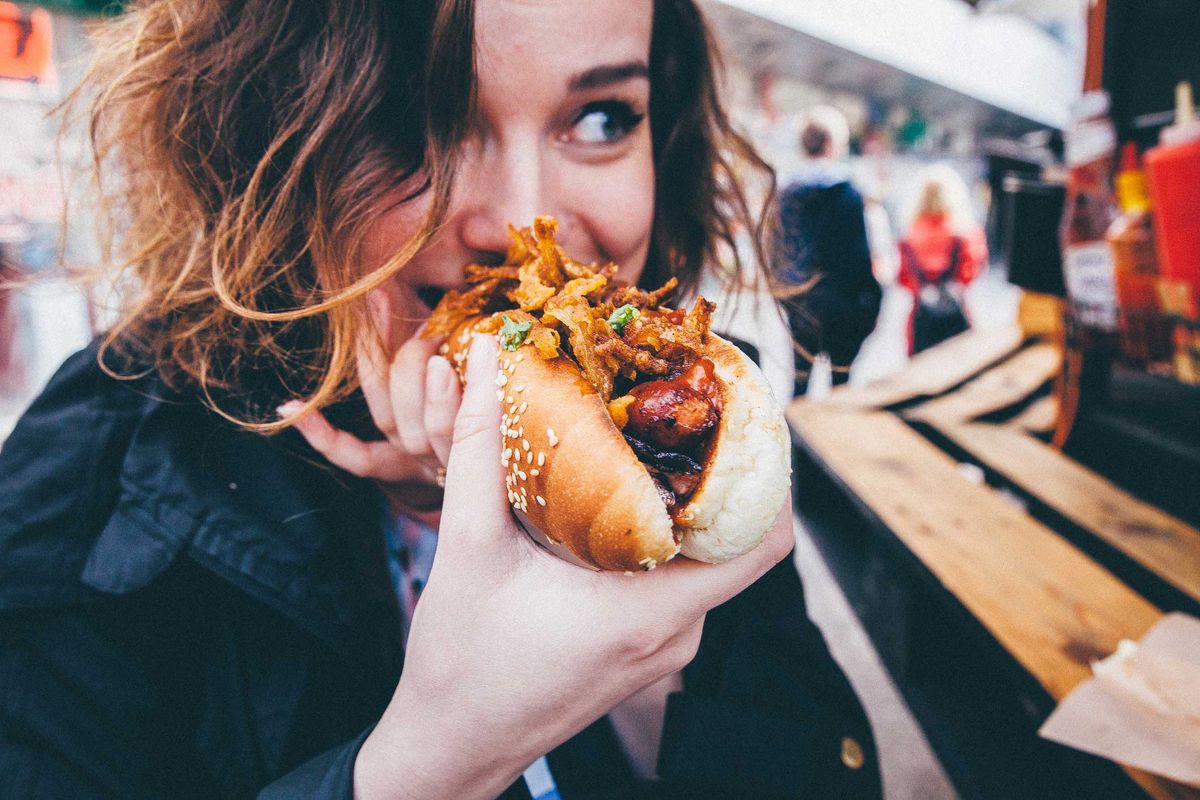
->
[425,216,715,402]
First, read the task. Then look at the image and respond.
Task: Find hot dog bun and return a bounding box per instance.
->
[445,321,791,572]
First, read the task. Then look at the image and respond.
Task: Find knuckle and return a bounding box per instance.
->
[666,628,704,671]
[396,424,428,451]
[766,527,795,564]
[618,622,673,664]
[451,408,495,448]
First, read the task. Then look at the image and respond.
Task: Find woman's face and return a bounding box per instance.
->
[364,0,656,328]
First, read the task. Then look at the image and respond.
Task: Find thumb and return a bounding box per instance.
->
[439,333,513,549]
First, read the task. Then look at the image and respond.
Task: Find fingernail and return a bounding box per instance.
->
[426,355,455,393]
[277,401,304,419]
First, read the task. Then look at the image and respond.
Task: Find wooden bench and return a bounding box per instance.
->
[826,324,1024,410]
[902,342,1061,426]
[926,419,1200,609]
[787,336,1200,800]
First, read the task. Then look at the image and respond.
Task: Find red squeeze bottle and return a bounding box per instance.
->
[1146,82,1200,320]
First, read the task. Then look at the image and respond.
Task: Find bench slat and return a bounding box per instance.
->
[827,325,1023,410]
[787,400,1161,701]
[931,420,1200,607]
[903,342,1061,426]
[1006,395,1059,434]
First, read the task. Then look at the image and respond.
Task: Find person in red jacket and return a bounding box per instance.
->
[897,166,988,354]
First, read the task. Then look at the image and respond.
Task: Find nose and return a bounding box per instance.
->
[456,136,549,259]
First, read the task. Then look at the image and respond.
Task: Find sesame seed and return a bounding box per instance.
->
[537,452,545,466]
[496,373,508,387]
[547,428,558,446]
[506,395,514,404]
[530,469,539,477]
[518,402,527,413]
[518,426,524,437]
[536,496,546,506]
[503,448,512,460]
[514,384,525,392]
[526,451,533,464]
[495,389,504,401]
[507,362,516,373]
[515,354,524,362]
[438,343,449,355]
[623,570,634,577]
[522,439,530,451]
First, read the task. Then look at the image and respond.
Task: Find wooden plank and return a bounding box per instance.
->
[1006,395,1059,434]
[931,420,1200,607]
[826,324,1023,410]
[789,403,1198,800]
[904,342,1061,426]
[787,400,1161,701]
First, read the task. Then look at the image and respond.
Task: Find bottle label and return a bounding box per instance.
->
[1064,241,1118,330]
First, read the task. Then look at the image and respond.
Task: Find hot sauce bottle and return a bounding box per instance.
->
[1146,82,1200,384]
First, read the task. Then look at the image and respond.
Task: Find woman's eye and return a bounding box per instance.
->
[567,101,645,145]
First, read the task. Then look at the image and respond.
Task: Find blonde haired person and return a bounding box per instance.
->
[0,1,880,798]
[898,165,988,354]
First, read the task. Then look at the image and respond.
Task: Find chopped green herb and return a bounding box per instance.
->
[607,304,640,335]
[499,315,533,351]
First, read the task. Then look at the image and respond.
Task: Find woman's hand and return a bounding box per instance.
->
[351,334,796,800]
[280,283,457,519]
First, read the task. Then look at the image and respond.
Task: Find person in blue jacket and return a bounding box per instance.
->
[0,1,881,798]
[773,107,882,396]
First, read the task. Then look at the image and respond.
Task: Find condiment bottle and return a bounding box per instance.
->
[1146,82,1200,383]
[1107,142,1170,365]
[1060,91,1120,336]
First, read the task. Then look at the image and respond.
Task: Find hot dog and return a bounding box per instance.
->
[427,217,790,571]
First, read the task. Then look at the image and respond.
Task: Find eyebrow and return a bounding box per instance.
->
[567,60,650,92]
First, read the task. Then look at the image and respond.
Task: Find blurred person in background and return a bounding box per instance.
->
[897,164,988,355]
[773,106,881,396]
[0,1,881,799]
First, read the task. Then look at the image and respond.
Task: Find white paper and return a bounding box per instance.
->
[1039,613,1200,788]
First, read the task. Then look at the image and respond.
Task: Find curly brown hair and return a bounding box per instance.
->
[70,0,773,430]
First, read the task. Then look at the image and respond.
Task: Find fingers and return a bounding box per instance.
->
[423,355,461,467]
[357,335,398,441]
[390,334,443,456]
[279,401,424,483]
[438,334,511,548]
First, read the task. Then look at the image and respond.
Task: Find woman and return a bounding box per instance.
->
[898,165,988,355]
[0,1,880,798]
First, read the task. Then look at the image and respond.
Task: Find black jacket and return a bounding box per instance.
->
[0,343,881,799]
[774,179,881,363]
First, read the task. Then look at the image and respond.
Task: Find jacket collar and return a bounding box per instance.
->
[81,389,401,654]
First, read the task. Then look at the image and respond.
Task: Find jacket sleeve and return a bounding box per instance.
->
[257,729,372,800]
[0,606,172,799]
[0,597,380,800]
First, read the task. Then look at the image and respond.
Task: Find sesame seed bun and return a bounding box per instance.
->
[447,323,791,572]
